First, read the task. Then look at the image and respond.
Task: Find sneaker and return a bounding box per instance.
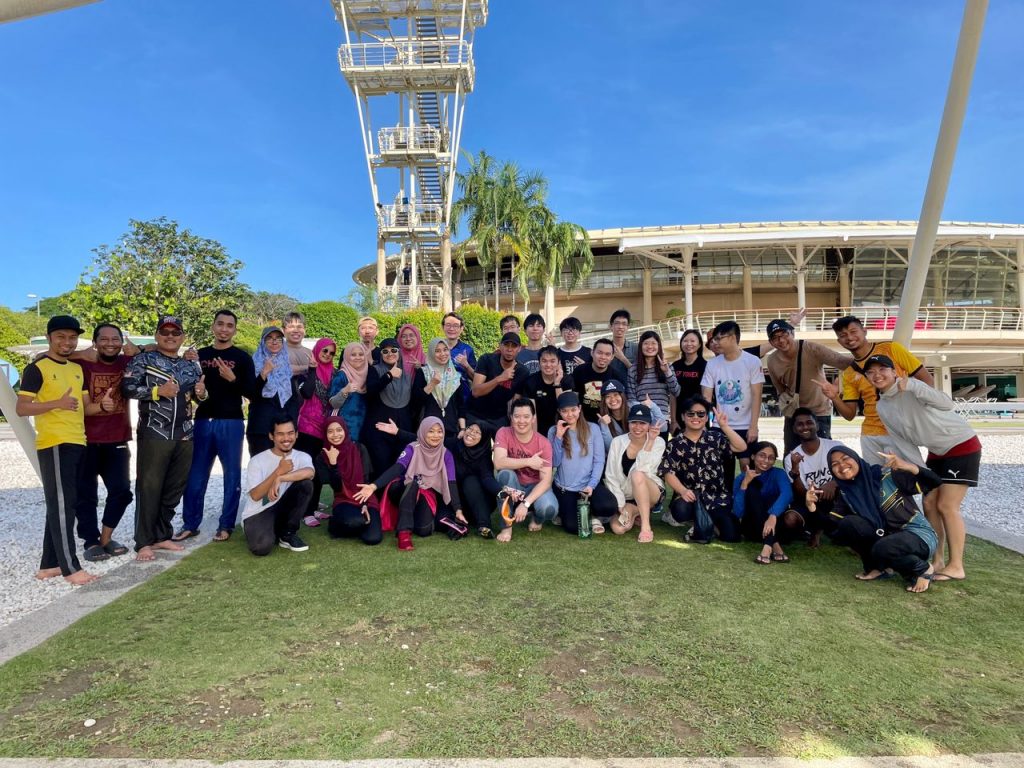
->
[552,515,562,527]
[278,533,309,552]
[661,509,685,527]
[591,518,606,535]
[303,515,320,528]
[314,510,331,521]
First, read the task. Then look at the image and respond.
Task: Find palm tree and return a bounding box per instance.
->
[520,207,594,327]
[451,151,547,311]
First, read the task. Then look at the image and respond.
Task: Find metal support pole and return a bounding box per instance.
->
[441,235,453,312]
[895,0,988,347]
[376,237,387,297]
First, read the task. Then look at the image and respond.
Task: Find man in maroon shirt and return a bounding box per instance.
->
[76,323,136,561]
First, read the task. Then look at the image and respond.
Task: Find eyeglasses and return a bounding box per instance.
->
[158,329,183,337]
[265,336,284,344]
[684,410,708,418]
[381,347,399,354]
[443,322,462,328]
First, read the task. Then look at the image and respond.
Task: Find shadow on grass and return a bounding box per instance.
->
[0,521,1022,760]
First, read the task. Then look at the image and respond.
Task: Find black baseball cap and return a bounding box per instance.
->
[766,319,794,338]
[556,391,580,409]
[627,403,652,424]
[863,354,896,371]
[603,379,625,395]
[499,332,522,346]
[46,315,84,335]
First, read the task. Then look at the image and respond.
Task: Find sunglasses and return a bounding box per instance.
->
[684,410,708,418]
[381,347,399,354]
[158,329,183,337]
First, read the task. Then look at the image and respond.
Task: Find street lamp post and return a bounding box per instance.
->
[26,293,40,317]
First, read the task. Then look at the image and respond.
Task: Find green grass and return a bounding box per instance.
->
[1,522,1022,760]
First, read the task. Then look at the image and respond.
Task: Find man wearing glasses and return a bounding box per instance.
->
[556,316,592,378]
[442,312,476,404]
[123,315,206,562]
[175,309,255,543]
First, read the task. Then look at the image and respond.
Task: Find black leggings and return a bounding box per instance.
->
[554,485,618,534]
[328,502,383,545]
[739,481,787,546]
[459,473,500,530]
[831,515,931,580]
[386,482,460,537]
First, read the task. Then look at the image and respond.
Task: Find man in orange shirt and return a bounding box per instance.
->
[816,315,934,465]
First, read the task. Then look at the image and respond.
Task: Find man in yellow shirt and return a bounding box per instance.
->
[16,315,100,586]
[815,315,934,465]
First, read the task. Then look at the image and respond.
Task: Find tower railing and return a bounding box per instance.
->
[377,202,444,230]
[338,39,472,69]
[378,125,446,154]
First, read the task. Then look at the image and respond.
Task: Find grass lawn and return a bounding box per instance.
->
[1,521,1022,760]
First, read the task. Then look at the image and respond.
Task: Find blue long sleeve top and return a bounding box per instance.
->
[547,422,605,492]
[732,467,792,520]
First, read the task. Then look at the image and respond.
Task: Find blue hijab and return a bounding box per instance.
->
[829,446,886,532]
[253,326,292,407]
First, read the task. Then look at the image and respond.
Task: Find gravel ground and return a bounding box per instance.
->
[1,429,1022,629]
[0,440,229,628]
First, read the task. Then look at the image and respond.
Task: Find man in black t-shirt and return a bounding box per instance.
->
[572,337,617,424]
[470,332,529,432]
[556,316,592,378]
[176,310,256,542]
[516,345,573,436]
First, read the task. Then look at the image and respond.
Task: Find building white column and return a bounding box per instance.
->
[937,365,953,398]
[1017,239,1024,311]
[409,246,418,308]
[0,377,40,479]
[795,243,807,330]
[544,283,555,330]
[440,235,453,312]
[895,0,988,346]
[642,268,653,325]
[838,265,851,308]
[742,265,753,311]
[376,237,387,295]
[682,245,695,328]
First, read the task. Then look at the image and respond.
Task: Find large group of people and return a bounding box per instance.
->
[16,306,980,594]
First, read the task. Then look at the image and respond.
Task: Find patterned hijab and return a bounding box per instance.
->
[424,337,461,409]
[253,327,291,407]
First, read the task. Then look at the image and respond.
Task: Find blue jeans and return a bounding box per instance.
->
[495,469,559,529]
[182,419,244,532]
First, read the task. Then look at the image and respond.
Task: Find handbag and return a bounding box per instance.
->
[778,341,804,417]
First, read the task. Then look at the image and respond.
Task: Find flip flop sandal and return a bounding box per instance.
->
[771,553,790,563]
[84,544,111,562]
[103,540,129,556]
[754,554,773,565]
[171,529,199,542]
[477,527,494,539]
[637,529,654,543]
[213,529,232,542]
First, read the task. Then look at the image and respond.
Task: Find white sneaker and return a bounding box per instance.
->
[662,510,684,527]
[552,515,562,527]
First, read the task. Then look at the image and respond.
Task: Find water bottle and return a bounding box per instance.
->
[577,496,592,539]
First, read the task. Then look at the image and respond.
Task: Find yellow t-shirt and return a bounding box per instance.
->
[840,341,923,436]
[17,356,86,450]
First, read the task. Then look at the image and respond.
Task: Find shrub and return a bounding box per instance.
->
[234,320,264,355]
[297,301,361,344]
[665,308,685,319]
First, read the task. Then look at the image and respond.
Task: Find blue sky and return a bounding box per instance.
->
[2,0,1022,311]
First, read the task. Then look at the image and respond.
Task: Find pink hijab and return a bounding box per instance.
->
[298,337,337,438]
[403,416,451,504]
[398,323,426,378]
[339,342,369,392]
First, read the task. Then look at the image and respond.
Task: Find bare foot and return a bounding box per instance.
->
[496,528,512,543]
[136,546,156,562]
[65,570,98,586]
[35,567,62,580]
[855,569,885,581]
[908,567,935,593]
[808,531,822,549]
[152,540,184,552]
[527,520,543,532]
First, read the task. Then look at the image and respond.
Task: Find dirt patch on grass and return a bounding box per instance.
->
[622,663,666,681]
[0,664,107,722]
[163,689,268,733]
[540,646,599,681]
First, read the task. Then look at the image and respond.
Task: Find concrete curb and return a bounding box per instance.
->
[964,516,1024,556]
[0,753,1022,766]
[0,539,208,666]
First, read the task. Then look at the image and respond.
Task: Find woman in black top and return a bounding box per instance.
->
[411,338,465,449]
[454,417,500,538]
[363,337,415,474]
[671,329,707,433]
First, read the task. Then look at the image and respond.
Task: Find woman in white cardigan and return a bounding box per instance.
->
[604,403,666,543]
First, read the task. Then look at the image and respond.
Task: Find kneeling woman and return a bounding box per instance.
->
[354,417,467,550]
[314,416,382,545]
[604,404,666,543]
[455,418,500,537]
[808,446,939,593]
[548,392,618,534]
[735,441,793,564]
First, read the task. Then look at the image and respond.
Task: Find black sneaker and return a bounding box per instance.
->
[278,533,309,552]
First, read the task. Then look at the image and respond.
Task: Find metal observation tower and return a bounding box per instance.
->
[331,0,487,312]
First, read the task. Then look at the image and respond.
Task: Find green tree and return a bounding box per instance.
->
[68,218,247,345]
[520,207,594,327]
[240,290,298,326]
[451,150,547,312]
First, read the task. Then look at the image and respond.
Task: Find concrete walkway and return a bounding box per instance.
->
[1,753,1022,766]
